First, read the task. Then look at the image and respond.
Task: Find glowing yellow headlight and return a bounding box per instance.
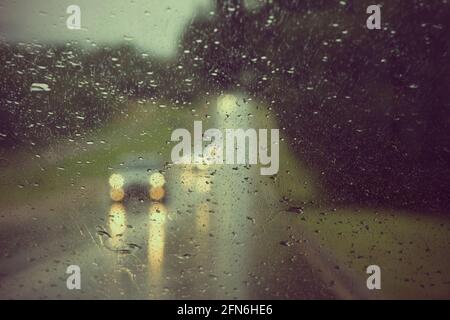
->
[109,173,124,189]
[149,187,165,201]
[110,188,125,201]
[149,172,165,188]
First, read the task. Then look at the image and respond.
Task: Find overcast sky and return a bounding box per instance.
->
[0,0,212,57]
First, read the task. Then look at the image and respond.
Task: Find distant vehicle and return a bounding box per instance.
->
[108,154,167,203]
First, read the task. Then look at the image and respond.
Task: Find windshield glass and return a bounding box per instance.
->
[0,0,449,300]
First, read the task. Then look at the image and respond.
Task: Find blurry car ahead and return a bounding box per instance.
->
[108,155,167,203]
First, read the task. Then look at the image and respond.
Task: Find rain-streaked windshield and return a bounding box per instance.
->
[0,0,449,300]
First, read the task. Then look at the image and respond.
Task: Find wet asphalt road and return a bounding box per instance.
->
[0,164,336,299]
[0,95,347,299]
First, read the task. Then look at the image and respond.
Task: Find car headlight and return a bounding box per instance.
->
[149,186,165,201]
[110,188,125,201]
[109,173,125,189]
[149,172,165,188]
